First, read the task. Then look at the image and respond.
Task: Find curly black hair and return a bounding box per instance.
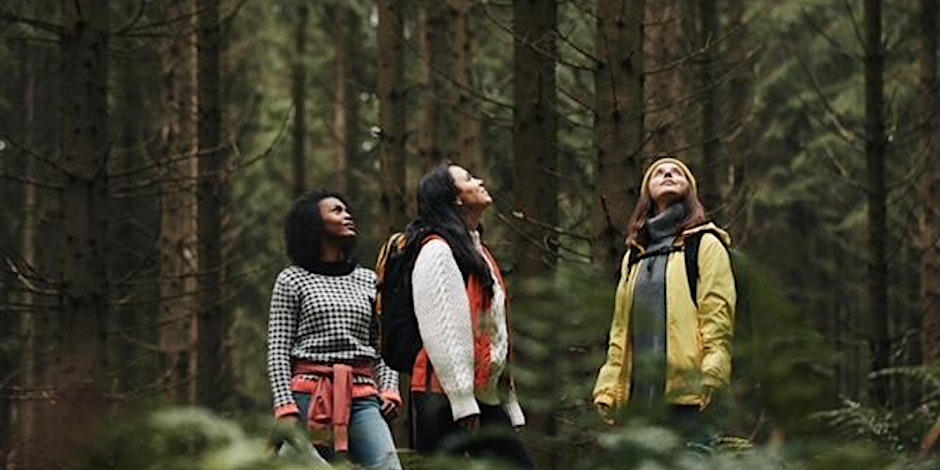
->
[284,189,354,270]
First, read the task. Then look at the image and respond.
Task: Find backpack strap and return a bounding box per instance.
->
[627,244,684,268]
[683,229,730,307]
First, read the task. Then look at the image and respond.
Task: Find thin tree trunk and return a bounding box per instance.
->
[644,0,691,154]
[864,0,889,406]
[13,58,39,470]
[725,0,751,235]
[330,4,353,194]
[919,0,940,365]
[160,0,199,405]
[453,0,482,171]
[378,0,408,234]
[48,0,111,464]
[594,0,645,277]
[196,0,227,407]
[419,0,457,169]
[292,3,309,197]
[699,0,721,217]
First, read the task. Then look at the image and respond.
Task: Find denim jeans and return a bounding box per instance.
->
[293,392,402,470]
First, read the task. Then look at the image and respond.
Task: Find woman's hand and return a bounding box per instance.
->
[380,397,400,420]
[596,403,615,425]
[456,414,481,431]
[277,414,300,427]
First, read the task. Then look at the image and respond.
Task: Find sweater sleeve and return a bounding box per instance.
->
[412,240,479,421]
[267,270,300,416]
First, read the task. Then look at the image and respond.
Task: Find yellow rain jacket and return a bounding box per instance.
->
[593,222,736,410]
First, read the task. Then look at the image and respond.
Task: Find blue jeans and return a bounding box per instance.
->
[293,393,402,470]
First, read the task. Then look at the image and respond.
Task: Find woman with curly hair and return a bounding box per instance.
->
[267,190,402,469]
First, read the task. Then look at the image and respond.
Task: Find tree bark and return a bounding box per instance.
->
[377,0,408,233]
[919,0,940,365]
[159,0,199,405]
[864,0,889,406]
[453,0,483,172]
[196,0,227,407]
[48,0,111,464]
[724,0,752,235]
[698,0,721,217]
[419,0,457,169]
[512,0,558,278]
[330,4,356,194]
[593,0,645,277]
[292,3,309,197]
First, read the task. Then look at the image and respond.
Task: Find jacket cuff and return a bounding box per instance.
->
[274,403,300,418]
[448,390,480,421]
[380,390,403,408]
[593,392,614,408]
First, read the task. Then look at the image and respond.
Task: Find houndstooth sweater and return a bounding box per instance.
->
[266,263,399,414]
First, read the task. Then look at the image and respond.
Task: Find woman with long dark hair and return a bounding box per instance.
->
[404,163,532,468]
[593,157,736,438]
[267,190,402,469]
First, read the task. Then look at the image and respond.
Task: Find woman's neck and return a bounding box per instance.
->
[319,242,346,263]
[461,210,483,231]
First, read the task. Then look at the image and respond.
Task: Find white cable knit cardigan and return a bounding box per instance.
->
[410,231,524,425]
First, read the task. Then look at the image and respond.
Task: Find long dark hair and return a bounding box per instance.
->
[284,189,354,270]
[404,163,494,295]
[626,169,708,248]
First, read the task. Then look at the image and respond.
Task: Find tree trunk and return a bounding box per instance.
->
[593,0,645,277]
[330,4,356,194]
[47,0,111,464]
[864,0,889,406]
[13,55,40,470]
[724,0,752,236]
[292,3,309,197]
[160,0,199,405]
[196,0,227,407]
[644,0,691,154]
[419,0,457,169]
[453,0,483,171]
[377,0,408,234]
[698,0,721,217]
[919,0,940,365]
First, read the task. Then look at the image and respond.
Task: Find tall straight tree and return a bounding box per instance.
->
[593,0,645,277]
[512,0,558,277]
[159,0,199,404]
[196,0,227,406]
[864,0,889,406]
[292,2,309,197]
[419,0,457,168]
[698,0,721,216]
[48,0,111,463]
[724,0,752,231]
[453,0,483,172]
[329,4,360,194]
[919,0,940,364]
[377,0,408,233]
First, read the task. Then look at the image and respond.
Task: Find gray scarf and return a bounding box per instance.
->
[630,203,686,410]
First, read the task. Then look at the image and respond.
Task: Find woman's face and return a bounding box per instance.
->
[318,197,357,240]
[647,162,690,210]
[449,165,492,211]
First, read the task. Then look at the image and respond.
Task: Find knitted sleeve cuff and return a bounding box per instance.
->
[448,390,481,421]
[274,403,300,419]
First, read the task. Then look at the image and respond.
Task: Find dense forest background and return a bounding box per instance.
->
[1,0,939,469]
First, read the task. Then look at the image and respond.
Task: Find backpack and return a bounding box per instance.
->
[374,232,470,373]
[375,232,418,373]
[626,228,747,314]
